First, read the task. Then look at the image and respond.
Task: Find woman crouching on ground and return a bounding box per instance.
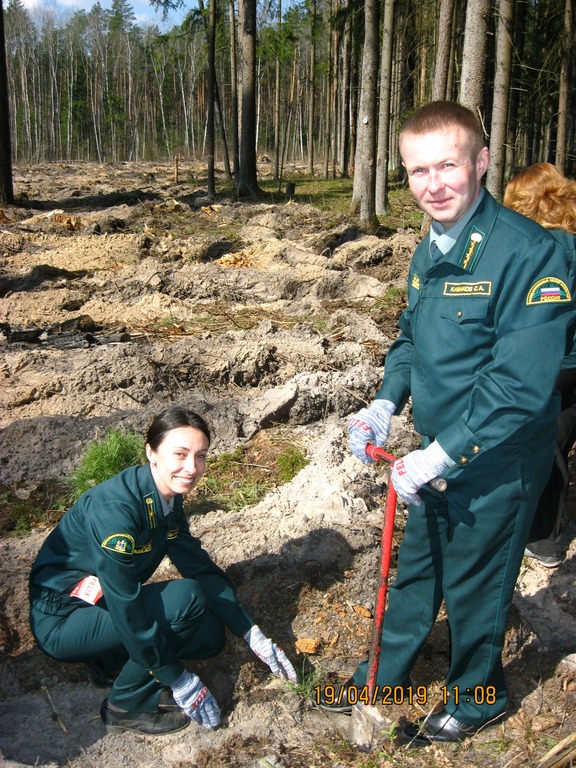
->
[29,405,297,735]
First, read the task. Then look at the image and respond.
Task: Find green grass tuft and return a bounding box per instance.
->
[276,445,310,483]
[65,429,146,503]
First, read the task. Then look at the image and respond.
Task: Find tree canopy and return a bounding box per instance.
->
[0,0,574,207]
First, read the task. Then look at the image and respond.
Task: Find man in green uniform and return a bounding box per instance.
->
[30,407,297,735]
[325,102,574,744]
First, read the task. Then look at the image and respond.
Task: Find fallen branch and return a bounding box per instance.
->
[534,732,576,768]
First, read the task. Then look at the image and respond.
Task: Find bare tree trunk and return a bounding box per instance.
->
[236,0,260,196]
[459,0,490,117]
[375,0,395,215]
[339,3,351,177]
[207,0,216,197]
[279,44,298,189]
[0,0,13,204]
[351,0,379,230]
[323,0,334,179]
[198,0,231,181]
[487,0,514,200]
[229,0,240,184]
[307,0,316,175]
[555,0,572,173]
[273,0,281,182]
[505,0,528,176]
[432,0,455,100]
[390,26,403,176]
[330,0,339,179]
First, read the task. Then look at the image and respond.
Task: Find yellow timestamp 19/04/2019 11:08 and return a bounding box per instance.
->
[314,683,498,708]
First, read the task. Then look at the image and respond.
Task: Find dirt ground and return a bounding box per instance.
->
[1,162,575,768]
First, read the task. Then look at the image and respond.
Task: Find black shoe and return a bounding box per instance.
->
[84,660,119,688]
[317,677,357,715]
[100,698,190,735]
[403,709,484,745]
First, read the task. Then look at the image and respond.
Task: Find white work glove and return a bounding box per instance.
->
[391,441,455,507]
[244,625,299,682]
[348,399,396,463]
[171,669,221,729]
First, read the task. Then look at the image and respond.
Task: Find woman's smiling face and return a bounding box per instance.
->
[146,426,209,500]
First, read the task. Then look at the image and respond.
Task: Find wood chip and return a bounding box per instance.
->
[295,637,321,654]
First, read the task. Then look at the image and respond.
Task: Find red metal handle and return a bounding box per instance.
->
[366,477,396,699]
[366,444,447,493]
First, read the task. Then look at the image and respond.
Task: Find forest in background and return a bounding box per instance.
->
[0,0,574,219]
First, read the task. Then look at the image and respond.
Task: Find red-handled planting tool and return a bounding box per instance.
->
[349,444,447,751]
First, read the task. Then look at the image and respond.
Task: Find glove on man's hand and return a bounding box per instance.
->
[244,625,299,682]
[171,669,221,729]
[348,399,396,464]
[391,441,454,506]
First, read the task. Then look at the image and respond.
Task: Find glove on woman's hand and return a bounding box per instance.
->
[171,669,221,729]
[244,625,298,682]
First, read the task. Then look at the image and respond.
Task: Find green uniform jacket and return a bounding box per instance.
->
[376,191,575,467]
[29,463,254,683]
[552,229,576,371]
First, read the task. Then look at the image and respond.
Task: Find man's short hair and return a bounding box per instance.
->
[400,101,486,159]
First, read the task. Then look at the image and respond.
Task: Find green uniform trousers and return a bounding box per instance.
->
[354,434,554,725]
[30,578,226,712]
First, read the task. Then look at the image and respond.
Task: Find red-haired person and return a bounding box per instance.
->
[504,162,576,567]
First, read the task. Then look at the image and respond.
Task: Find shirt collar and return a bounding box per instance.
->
[151,478,175,516]
[429,188,485,257]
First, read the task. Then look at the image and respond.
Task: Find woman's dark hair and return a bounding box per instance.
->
[146,406,211,451]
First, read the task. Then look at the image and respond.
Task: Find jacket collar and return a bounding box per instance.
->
[137,463,183,528]
[425,190,499,274]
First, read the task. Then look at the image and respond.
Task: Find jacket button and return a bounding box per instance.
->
[472,445,480,453]
[458,456,468,464]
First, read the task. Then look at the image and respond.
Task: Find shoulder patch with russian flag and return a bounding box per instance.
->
[526,277,571,305]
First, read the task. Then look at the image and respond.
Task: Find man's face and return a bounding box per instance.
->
[401,125,490,229]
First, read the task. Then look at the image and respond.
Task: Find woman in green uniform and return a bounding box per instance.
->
[29,406,297,736]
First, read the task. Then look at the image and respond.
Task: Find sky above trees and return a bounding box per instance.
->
[20,0,185,26]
